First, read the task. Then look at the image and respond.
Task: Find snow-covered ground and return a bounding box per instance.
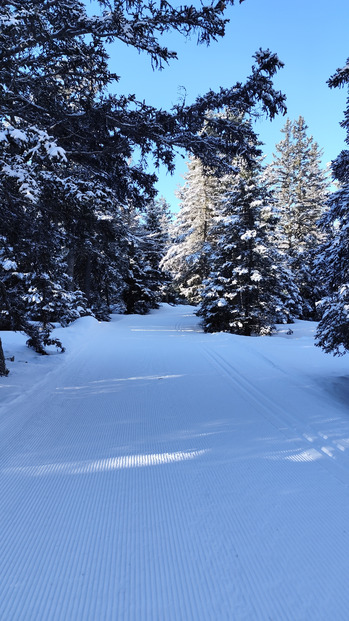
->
[1,304,349,620]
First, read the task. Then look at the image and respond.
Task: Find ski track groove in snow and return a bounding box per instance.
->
[202,345,349,485]
[1,306,349,620]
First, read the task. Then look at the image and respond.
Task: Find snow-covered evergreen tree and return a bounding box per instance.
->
[0,1,287,353]
[122,198,172,313]
[199,151,301,336]
[162,157,219,303]
[315,58,349,355]
[265,117,329,318]
[143,197,173,303]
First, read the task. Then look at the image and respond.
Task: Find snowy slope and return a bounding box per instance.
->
[1,305,349,621]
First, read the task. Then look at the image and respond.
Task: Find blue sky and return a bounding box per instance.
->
[103,0,349,209]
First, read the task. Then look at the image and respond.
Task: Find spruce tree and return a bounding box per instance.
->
[315,58,349,355]
[0,1,287,352]
[162,157,219,304]
[143,198,173,304]
[123,201,169,314]
[199,150,300,335]
[265,117,329,319]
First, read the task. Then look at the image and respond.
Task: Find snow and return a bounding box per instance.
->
[240,229,256,240]
[1,305,349,620]
[250,269,262,282]
[9,128,28,142]
[1,259,17,271]
[44,142,67,161]
[2,164,25,182]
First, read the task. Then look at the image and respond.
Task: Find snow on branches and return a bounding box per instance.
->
[0,0,286,355]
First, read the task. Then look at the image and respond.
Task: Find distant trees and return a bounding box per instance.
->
[0,0,287,354]
[123,198,172,314]
[315,59,349,355]
[143,198,173,304]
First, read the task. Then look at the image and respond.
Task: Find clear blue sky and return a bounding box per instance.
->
[101,0,349,209]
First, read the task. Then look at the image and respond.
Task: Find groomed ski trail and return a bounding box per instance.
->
[1,305,349,620]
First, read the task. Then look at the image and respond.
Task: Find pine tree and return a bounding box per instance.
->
[265,117,329,319]
[162,157,219,303]
[143,197,173,303]
[199,150,301,335]
[315,57,349,355]
[0,1,287,352]
[122,203,163,314]
[122,197,172,314]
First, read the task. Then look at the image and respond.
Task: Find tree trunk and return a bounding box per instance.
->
[83,253,92,303]
[66,245,76,291]
[0,338,9,376]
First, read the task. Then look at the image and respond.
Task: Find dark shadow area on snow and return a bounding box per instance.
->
[319,376,349,411]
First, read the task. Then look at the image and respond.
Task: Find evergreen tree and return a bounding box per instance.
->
[122,202,169,314]
[315,58,349,355]
[162,157,219,303]
[143,197,173,303]
[199,150,301,335]
[0,1,286,352]
[265,117,329,319]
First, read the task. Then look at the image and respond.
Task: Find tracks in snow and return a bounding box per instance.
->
[202,345,349,486]
[2,307,349,620]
